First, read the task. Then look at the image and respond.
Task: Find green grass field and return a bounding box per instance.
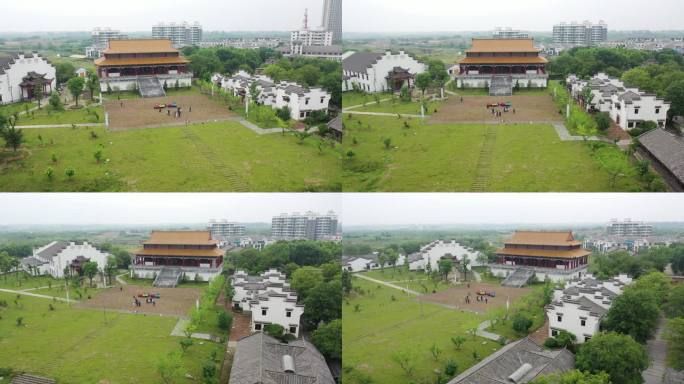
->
[15,104,104,126]
[342,115,646,192]
[352,99,443,115]
[0,273,61,290]
[343,277,501,384]
[360,269,452,293]
[0,292,223,384]
[1,121,341,192]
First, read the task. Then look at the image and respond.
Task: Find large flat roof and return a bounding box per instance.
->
[467,38,540,53]
[104,39,179,54]
[505,231,581,247]
[143,231,218,246]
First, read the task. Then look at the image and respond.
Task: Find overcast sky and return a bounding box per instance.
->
[0,0,323,32]
[0,193,340,225]
[342,194,684,226]
[345,0,684,32]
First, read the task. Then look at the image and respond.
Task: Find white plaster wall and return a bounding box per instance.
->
[0,55,56,104]
[250,295,304,337]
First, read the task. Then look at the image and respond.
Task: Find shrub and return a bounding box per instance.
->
[512,313,533,335]
[276,106,291,121]
[217,310,232,331]
[544,337,559,349]
[444,359,458,376]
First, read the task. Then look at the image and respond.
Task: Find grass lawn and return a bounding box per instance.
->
[343,277,501,384]
[0,292,223,384]
[472,267,504,284]
[15,105,104,126]
[1,121,341,192]
[353,99,443,115]
[31,285,103,300]
[484,284,547,341]
[342,115,646,192]
[343,92,377,108]
[0,273,61,290]
[120,274,209,288]
[360,269,452,293]
[0,101,38,117]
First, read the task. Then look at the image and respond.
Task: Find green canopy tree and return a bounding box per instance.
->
[603,287,660,343]
[575,332,648,384]
[82,261,99,287]
[67,77,85,107]
[414,72,432,96]
[311,319,341,360]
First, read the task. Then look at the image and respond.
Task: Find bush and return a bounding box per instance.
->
[512,313,533,335]
[444,359,458,376]
[276,106,291,122]
[217,310,232,331]
[544,337,560,349]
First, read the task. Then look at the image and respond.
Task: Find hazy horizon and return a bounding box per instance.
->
[0,0,324,32]
[345,0,684,33]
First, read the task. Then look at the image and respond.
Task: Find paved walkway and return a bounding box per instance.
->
[342,110,424,119]
[0,287,78,303]
[237,119,284,135]
[643,316,669,384]
[170,318,221,342]
[343,97,392,111]
[353,273,421,295]
[16,123,105,129]
[115,273,128,286]
[551,122,599,142]
[476,320,502,341]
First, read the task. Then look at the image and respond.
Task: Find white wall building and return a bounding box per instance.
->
[231,269,305,337]
[0,53,56,105]
[152,21,202,47]
[213,71,331,121]
[493,28,529,39]
[20,241,110,278]
[607,218,653,237]
[86,28,128,58]
[342,51,426,93]
[567,73,670,130]
[408,240,482,273]
[547,274,632,343]
[553,21,608,46]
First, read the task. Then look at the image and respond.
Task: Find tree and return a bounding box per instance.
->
[603,286,660,343]
[575,332,648,384]
[303,280,342,327]
[94,150,103,163]
[55,62,76,84]
[342,269,352,294]
[512,313,533,335]
[391,350,415,377]
[65,168,75,180]
[82,261,99,287]
[594,112,612,131]
[104,256,117,285]
[664,284,684,319]
[48,92,64,111]
[217,310,232,331]
[415,72,431,96]
[157,351,182,384]
[276,106,291,121]
[0,251,14,282]
[383,137,392,150]
[33,84,44,108]
[438,259,453,282]
[450,335,466,350]
[399,85,411,102]
[67,77,85,107]
[179,337,193,353]
[291,266,324,301]
[378,253,387,272]
[664,317,684,370]
[429,342,442,361]
[461,257,471,282]
[630,271,671,304]
[87,73,99,100]
[311,319,341,360]
[264,323,286,340]
[1,124,24,152]
[530,370,611,384]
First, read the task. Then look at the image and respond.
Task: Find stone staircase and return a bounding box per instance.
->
[470,126,497,192]
[154,267,182,288]
[490,76,513,96]
[137,76,166,98]
[501,268,534,288]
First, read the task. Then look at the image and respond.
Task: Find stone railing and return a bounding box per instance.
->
[490,263,587,275]
[130,265,221,274]
[456,73,549,79]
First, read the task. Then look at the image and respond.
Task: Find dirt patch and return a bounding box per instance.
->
[530,318,550,344]
[77,284,202,317]
[104,94,237,130]
[430,95,561,124]
[606,122,631,141]
[417,282,532,314]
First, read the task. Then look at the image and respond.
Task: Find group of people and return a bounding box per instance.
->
[464,293,489,304]
[490,107,515,117]
[131,295,156,307]
[161,106,190,118]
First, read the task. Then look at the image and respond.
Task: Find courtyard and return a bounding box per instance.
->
[77,284,203,317]
[105,93,236,131]
[429,94,561,124]
[417,282,532,314]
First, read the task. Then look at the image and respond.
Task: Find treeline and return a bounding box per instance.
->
[549,47,684,121]
[589,243,684,279]
[227,240,341,362]
[183,47,341,108]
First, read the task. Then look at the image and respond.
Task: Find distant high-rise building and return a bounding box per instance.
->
[322,0,342,44]
[492,28,529,39]
[86,28,128,58]
[271,211,338,240]
[208,220,246,238]
[553,21,607,46]
[607,219,653,237]
[152,22,202,47]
